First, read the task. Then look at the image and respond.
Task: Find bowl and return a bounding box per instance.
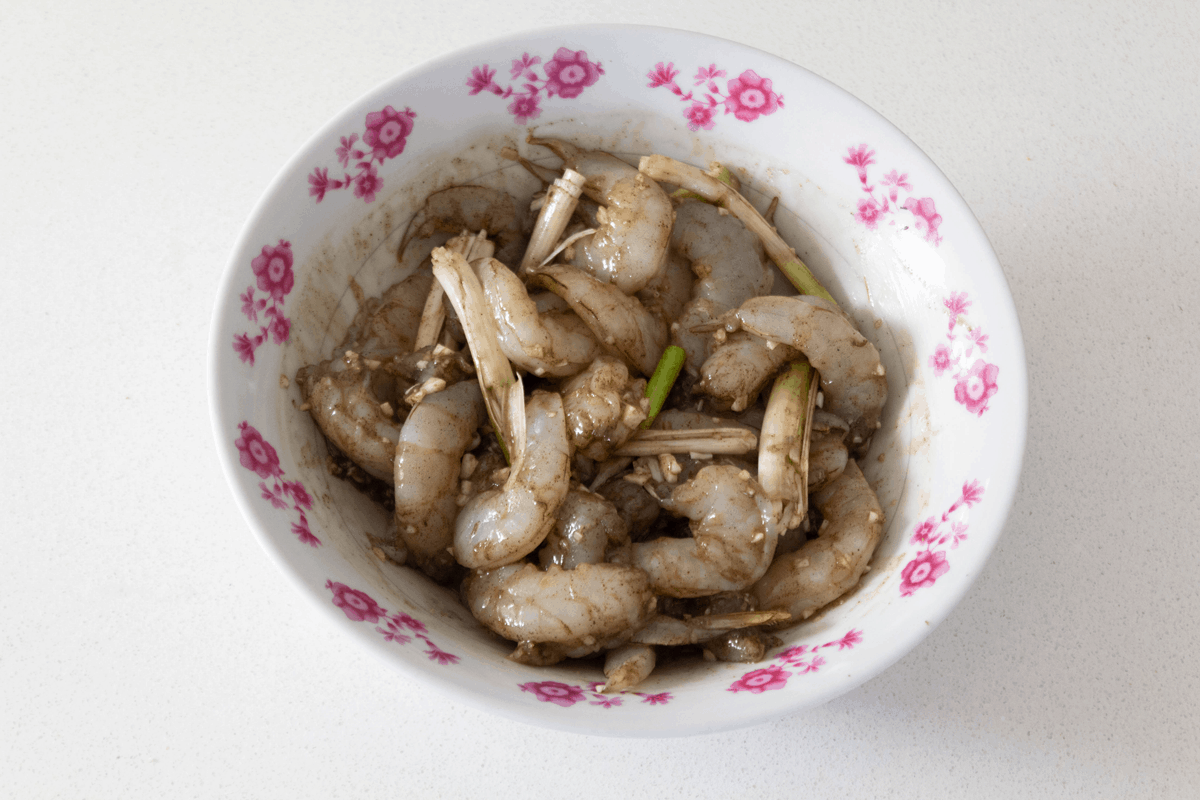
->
[208,23,1026,736]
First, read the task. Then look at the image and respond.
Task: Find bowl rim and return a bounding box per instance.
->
[208,21,1028,736]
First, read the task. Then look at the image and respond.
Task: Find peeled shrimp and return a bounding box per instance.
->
[464,561,656,652]
[399,185,527,267]
[752,460,884,621]
[528,263,668,377]
[696,332,798,412]
[671,199,773,311]
[630,609,790,645]
[392,380,486,580]
[560,356,648,460]
[299,351,404,481]
[454,391,571,570]
[474,256,602,377]
[538,489,631,570]
[808,410,850,492]
[632,464,782,597]
[636,250,693,325]
[719,295,888,452]
[529,138,673,294]
[601,644,656,693]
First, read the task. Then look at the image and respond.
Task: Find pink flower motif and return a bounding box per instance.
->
[375,623,411,645]
[232,333,257,365]
[467,65,500,95]
[796,656,826,674]
[722,70,782,122]
[966,327,989,355]
[391,612,427,634]
[855,197,884,229]
[422,638,459,665]
[880,169,911,203]
[960,479,985,507]
[543,48,603,99]
[590,695,623,708]
[944,291,972,319]
[844,144,876,184]
[647,61,680,90]
[639,692,672,705]
[520,680,585,707]
[954,359,1000,416]
[903,196,943,245]
[694,64,726,85]
[335,134,362,168]
[235,422,282,478]
[830,629,863,650]
[684,102,717,131]
[265,307,291,344]
[308,167,331,202]
[510,53,541,80]
[729,664,791,693]
[929,343,956,377]
[507,94,541,125]
[911,516,938,545]
[250,240,294,303]
[950,521,969,549]
[776,645,810,665]
[326,580,386,623]
[899,550,950,596]
[291,515,320,547]
[260,481,289,510]
[240,286,259,321]
[363,106,416,162]
[353,163,382,203]
[282,480,312,510]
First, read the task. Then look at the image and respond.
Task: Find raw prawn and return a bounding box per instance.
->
[528,137,673,294]
[453,391,572,569]
[560,356,648,460]
[632,464,782,597]
[393,380,486,580]
[752,460,884,621]
[538,489,631,570]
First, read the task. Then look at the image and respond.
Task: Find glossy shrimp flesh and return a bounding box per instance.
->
[752,460,884,621]
[721,295,888,452]
[464,562,656,653]
[538,489,631,570]
[632,464,782,597]
[530,138,673,294]
[560,356,648,460]
[474,256,602,377]
[393,380,486,580]
[453,391,571,570]
[670,199,772,312]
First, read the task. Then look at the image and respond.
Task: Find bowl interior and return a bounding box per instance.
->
[211,25,1025,736]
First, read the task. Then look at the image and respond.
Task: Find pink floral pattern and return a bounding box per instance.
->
[647,62,783,131]
[517,679,673,710]
[467,47,604,124]
[325,580,459,665]
[931,290,1000,416]
[729,629,863,693]
[844,144,942,245]
[900,480,984,597]
[233,240,294,366]
[235,421,318,547]
[307,106,416,204]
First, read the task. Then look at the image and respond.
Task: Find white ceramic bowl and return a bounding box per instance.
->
[209,24,1026,736]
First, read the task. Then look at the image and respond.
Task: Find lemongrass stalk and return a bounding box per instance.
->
[519,168,586,273]
[640,345,685,429]
[430,245,521,463]
[758,360,817,529]
[614,427,758,457]
[639,154,837,305]
[414,230,487,350]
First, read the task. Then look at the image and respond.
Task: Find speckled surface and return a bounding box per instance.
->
[3,1,1197,796]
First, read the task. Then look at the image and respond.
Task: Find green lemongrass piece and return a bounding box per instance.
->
[615,427,758,457]
[670,163,738,202]
[640,345,686,428]
[640,154,837,305]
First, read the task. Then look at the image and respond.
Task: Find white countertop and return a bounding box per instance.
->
[4,1,1198,796]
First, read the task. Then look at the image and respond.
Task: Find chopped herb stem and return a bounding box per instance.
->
[641,345,686,428]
